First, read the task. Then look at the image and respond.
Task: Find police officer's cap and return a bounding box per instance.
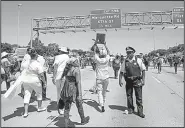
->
[126,47,136,53]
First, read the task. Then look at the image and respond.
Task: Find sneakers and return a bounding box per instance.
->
[37,107,46,112]
[81,116,90,125]
[138,113,145,118]
[23,113,29,118]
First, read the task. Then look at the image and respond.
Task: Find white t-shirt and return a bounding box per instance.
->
[94,54,110,80]
[21,54,31,71]
[37,55,45,66]
[23,60,44,83]
[120,55,146,73]
[37,55,47,71]
[53,54,70,80]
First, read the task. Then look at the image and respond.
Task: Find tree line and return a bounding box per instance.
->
[1,38,184,57]
[1,38,93,57]
[148,44,184,57]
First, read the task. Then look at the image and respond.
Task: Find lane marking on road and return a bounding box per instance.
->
[152,76,161,83]
[152,75,184,101]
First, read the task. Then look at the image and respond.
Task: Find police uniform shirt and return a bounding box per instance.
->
[120,55,146,74]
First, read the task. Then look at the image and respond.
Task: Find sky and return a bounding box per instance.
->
[1,1,184,55]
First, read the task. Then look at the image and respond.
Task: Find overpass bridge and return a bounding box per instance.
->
[30,7,184,47]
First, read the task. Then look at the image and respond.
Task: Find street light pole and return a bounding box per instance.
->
[17,4,22,46]
[31,18,33,48]
[152,29,156,51]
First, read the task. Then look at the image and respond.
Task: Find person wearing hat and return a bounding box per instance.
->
[119,46,146,118]
[52,46,70,114]
[1,51,12,90]
[58,57,90,127]
[93,42,110,112]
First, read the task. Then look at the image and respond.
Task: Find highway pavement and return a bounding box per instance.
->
[1,65,184,127]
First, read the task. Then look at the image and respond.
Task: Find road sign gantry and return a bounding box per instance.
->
[32,9,184,36]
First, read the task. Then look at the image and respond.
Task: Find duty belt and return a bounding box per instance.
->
[126,76,142,81]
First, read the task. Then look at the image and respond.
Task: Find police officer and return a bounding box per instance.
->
[119,47,146,118]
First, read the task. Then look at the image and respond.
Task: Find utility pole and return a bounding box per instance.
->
[17,4,22,46]
[30,18,33,48]
[152,30,156,51]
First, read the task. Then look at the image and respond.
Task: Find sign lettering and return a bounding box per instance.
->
[90,8,122,29]
[172,7,184,25]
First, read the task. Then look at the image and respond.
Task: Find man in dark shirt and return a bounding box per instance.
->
[173,55,180,74]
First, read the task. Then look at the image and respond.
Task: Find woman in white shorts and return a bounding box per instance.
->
[22,49,47,118]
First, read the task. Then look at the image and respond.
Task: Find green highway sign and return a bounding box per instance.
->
[90,8,122,29]
[172,7,184,25]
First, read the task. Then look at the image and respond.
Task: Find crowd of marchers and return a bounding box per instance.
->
[1,39,184,127]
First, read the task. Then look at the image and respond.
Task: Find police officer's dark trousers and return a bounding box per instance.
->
[126,83,143,115]
[64,97,85,127]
